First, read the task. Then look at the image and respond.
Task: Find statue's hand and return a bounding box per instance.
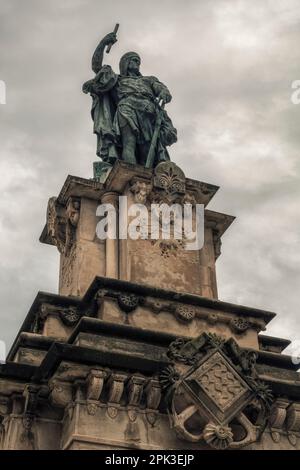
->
[158,89,172,106]
[101,32,118,48]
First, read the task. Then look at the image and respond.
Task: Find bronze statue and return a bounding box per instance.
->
[83,26,177,169]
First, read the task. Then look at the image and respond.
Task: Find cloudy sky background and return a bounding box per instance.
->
[0,0,300,354]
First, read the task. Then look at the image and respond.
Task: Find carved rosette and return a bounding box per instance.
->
[230,317,250,334]
[117,293,140,313]
[95,288,141,315]
[203,423,233,449]
[175,304,196,323]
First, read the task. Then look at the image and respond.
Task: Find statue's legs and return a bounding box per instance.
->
[120,123,137,165]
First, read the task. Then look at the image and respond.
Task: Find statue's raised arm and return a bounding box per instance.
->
[91,31,118,73]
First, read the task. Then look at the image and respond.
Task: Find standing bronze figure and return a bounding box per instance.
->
[83,26,177,168]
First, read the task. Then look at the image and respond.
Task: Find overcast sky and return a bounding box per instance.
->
[0,0,299,354]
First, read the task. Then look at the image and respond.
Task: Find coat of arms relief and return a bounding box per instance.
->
[160,333,273,449]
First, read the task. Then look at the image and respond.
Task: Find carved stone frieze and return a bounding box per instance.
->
[141,297,263,332]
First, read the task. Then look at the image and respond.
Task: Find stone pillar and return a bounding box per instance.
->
[101,192,119,279]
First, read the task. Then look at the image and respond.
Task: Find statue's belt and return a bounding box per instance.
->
[118,92,157,104]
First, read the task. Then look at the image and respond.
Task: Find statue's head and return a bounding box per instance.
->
[119,52,141,76]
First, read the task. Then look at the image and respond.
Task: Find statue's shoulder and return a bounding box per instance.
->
[143,75,160,82]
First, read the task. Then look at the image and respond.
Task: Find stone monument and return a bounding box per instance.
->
[0,27,299,451]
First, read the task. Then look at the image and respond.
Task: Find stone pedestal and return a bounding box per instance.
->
[0,161,299,451]
[40,161,234,299]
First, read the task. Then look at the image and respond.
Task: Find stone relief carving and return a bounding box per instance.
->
[174,304,197,323]
[203,422,233,449]
[46,196,80,255]
[159,332,274,449]
[94,288,264,333]
[127,162,201,257]
[268,398,290,443]
[141,296,263,332]
[130,179,152,204]
[95,288,141,315]
[153,162,185,196]
[33,303,81,333]
[230,317,251,334]
[117,293,140,313]
[49,380,73,408]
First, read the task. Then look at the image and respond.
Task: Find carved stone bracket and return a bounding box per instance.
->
[145,379,162,411]
[127,375,146,407]
[86,369,107,401]
[212,229,222,260]
[269,398,290,429]
[286,403,300,433]
[46,196,80,255]
[144,379,162,425]
[145,379,162,426]
[49,379,73,408]
[107,373,128,419]
[0,397,10,418]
